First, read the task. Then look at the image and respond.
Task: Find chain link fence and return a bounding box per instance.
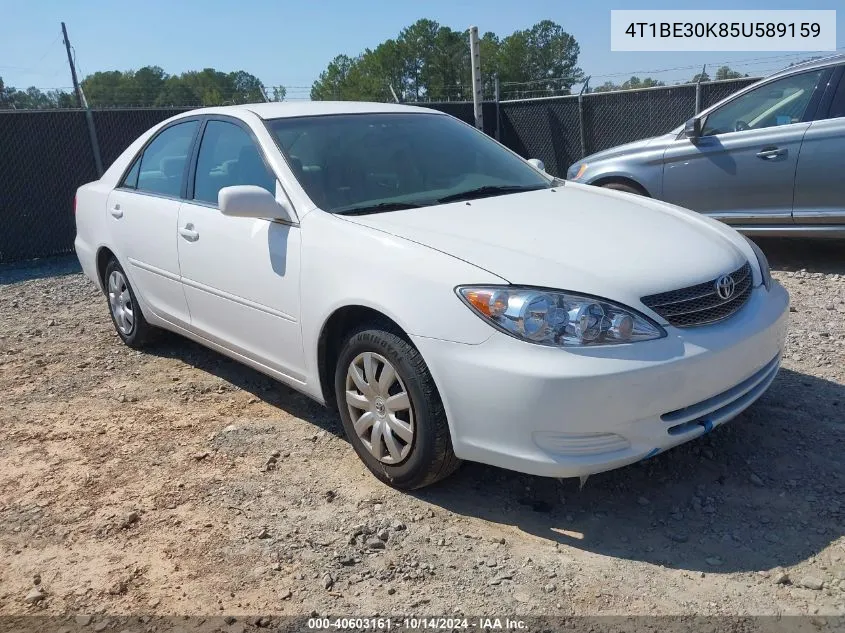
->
[498,97,582,178]
[496,77,758,177]
[92,108,192,168]
[0,77,759,263]
[0,110,97,263]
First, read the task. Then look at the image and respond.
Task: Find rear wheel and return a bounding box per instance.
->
[334,324,460,489]
[600,182,645,196]
[104,258,156,349]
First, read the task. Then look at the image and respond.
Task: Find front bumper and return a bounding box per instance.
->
[412,282,789,478]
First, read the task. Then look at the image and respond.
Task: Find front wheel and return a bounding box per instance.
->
[334,325,460,489]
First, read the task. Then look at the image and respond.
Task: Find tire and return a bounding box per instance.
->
[103,258,156,349]
[334,324,460,489]
[600,182,645,196]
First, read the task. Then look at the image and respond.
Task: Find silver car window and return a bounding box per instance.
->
[702,70,824,136]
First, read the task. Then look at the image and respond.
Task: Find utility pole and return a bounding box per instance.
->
[694,64,707,115]
[468,26,484,131]
[493,74,500,141]
[62,22,85,108]
[62,22,102,176]
[578,77,591,158]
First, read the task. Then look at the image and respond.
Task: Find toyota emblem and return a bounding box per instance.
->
[715,274,736,300]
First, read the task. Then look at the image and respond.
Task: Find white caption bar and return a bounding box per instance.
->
[611,10,836,52]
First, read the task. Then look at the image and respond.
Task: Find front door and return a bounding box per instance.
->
[661,67,830,225]
[176,118,306,382]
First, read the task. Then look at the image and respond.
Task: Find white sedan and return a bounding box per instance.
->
[74,102,789,489]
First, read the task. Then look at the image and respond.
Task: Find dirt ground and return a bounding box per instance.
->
[0,238,843,624]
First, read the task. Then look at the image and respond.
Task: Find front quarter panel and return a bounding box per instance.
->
[298,211,505,394]
[575,136,672,196]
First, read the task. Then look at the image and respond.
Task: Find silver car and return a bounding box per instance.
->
[567,54,845,237]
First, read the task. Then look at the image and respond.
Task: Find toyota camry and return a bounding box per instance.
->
[74,102,789,489]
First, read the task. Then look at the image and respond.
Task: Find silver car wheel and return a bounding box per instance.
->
[345,351,414,464]
[108,270,135,336]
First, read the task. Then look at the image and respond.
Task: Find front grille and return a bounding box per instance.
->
[641,262,753,327]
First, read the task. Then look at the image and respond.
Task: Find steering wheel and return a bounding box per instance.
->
[735,120,750,132]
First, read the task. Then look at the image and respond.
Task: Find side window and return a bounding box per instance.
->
[193,120,276,205]
[136,121,199,197]
[702,70,824,136]
[120,156,141,189]
[828,72,845,119]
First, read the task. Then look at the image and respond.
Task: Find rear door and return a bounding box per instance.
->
[106,119,200,326]
[176,117,306,382]
[661,68,830,225]
[793,65,845,226]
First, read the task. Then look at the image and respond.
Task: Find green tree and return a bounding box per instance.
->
[154,76,200,106]
[228,70,266,103]
[714,66,746,80]
[132,66,167,104]
[310,19,583,102]
[81,70,134,106]
[80,66,267,107]
[591,76,664,93]
[310,54,358,100]
[0,76,73,109]
[525,20,583,89]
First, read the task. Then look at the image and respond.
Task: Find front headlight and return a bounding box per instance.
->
[567,163,588,180]
[743,236,772,291]
[457,286,665,347]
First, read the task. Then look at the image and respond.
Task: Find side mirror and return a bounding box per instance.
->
[684,117,702,140]
[218,185,292,222]
[527,158,546,172]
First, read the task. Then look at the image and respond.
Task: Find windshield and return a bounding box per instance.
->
[266,113,552,213]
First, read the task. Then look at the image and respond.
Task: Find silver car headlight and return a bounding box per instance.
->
[567,163,588,180]
[457,286,665,347]
[743,236,772,291]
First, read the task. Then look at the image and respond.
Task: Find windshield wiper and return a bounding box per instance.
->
[435,184,549,204]
[334,201,424,216]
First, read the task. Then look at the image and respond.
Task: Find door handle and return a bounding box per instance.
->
[179,224,199,242]
[110,204,123,219]
[756,147,786,160]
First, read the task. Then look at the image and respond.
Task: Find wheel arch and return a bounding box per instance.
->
[589,175,651,197]
[317,304,414,410]
[95,246,117,293]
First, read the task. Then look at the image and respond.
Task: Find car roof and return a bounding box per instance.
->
[176,101,443,120]
[765,52,845,80]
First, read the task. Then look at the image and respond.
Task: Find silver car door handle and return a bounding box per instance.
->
[110,204,123,219]
[179,225,199,241]
[756,147,786,160]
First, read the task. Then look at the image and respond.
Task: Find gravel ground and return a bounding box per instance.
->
[0,238,843,622]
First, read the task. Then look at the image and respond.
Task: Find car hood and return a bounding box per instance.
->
[339,183,749,315]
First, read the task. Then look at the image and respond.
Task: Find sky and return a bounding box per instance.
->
[0,0,842,99]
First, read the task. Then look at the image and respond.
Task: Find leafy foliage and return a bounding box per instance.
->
[714,66,747,80]
[1,66,277,109]
[0,76,75,109]
[310,19,583,102]
[592,76,665,93]
[81,66,271,107]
